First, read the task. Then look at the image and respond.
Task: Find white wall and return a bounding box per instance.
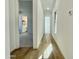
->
[33,0,43,48]
[37,0,44,48]
[33,0,37,48]
[5,0,10,58]
[9,0,19,51]
[52,0,73,59]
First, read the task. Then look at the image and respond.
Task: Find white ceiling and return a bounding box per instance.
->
[40,0,56,16]
[41,0,56,11]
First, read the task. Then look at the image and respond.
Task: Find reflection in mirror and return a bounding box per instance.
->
[22,16,28,32]
[19,16,28,33]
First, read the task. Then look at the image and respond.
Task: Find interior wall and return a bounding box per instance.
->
[33,0,44,48]
[37,0,44,48]
[9,0,19,51]
[52,0,73,59]
[33,0,37,48]
[5,0,10,58]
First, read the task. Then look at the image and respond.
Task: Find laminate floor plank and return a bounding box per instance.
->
[11,34,64,59]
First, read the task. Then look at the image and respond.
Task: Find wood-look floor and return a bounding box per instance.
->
[11,34,64,59]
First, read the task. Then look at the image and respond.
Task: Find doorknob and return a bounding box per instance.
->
[68,10,73,16]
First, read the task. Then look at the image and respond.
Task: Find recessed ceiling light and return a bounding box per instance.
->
[47,8,50,10]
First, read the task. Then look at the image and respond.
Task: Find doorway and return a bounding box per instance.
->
[18,0,33,47]
[45,16,51,34]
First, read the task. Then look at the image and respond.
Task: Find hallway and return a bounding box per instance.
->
[8,0,73,59]
[11,34,64,59]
